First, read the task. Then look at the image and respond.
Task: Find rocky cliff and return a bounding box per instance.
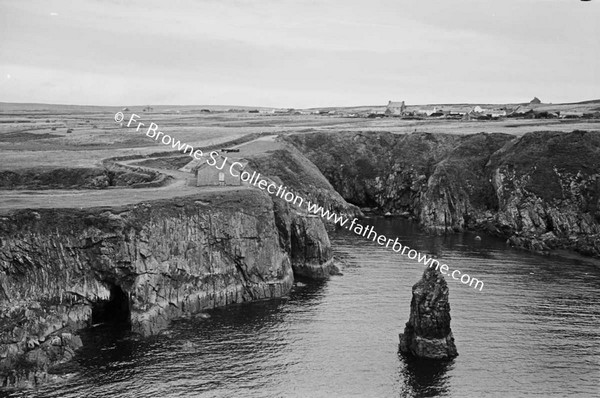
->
[489,130,600,256]
[399,267,458,359]
[246,144,361,220]
[285,130,600,257]
[0,189,304,387]
[272,198,335,279]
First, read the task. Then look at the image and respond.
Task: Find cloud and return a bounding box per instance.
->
[0,0,598,106]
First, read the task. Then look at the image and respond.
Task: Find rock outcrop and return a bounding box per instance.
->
[399,267,458,359]
[0,134,355,387]
[272,198,335,279]
[285,130,600,258]
[246,145,361,220]
[489,130,600,256]
[0,165,169,190]
[0,189,302,386]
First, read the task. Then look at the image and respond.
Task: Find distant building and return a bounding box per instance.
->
[193,157,247,187]
[512,106,533,115]
[415,107,438,117]
[386,100,406,115]
[469,106,506,118]
[560,111,584,119]
[529,97,542,105]
[180,155,247,187]
[487,110,507,118]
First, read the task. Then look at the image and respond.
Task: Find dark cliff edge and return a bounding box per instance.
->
[272,198,335,279]
[284,130,600,258]
[245,142,362,220]
[0,187,335,387]
[243,142,361,277]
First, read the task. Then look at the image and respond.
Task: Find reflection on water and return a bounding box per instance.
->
[399,356,453,398]
[6,218,600,398]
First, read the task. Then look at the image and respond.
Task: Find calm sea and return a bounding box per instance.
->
[5,218,600,397]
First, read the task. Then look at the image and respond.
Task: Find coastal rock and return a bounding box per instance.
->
[272,199,335,279]
[246,145,361,220]
[289,213,334,279]
[286,130,600,258]
[399,267,458,359]
[0,189,296,385]
[0,142,355,386]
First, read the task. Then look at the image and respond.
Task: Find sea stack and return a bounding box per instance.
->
[399,267,458,359]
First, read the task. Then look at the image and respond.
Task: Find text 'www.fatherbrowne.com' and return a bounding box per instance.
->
[114,112,484,292]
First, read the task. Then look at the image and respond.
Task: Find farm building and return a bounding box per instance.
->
[180,155,248,187]
[194,159,246,186]
[469,107,506,118]
[560,111,584,119]
[415,107,439,117]
[386,101,406,115]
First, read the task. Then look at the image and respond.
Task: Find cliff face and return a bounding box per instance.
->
[284,132,464,214]
[246,144,361,219]
[418,133,513,232]
[489,131,600,255]
[285,130,600,257]
[399,267,458,359]
[0,189,297,386]
[243,143,357,278]
[265,192,335,280]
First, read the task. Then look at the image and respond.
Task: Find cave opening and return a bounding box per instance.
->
[92,284,131,326]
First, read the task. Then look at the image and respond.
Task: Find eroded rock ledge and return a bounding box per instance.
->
[285,130,600,258]
[0,188,336,387]
[399,267,458,360]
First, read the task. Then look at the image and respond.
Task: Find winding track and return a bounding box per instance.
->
[0,136,280,214]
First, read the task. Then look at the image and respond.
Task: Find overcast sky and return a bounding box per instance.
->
[0,0,598,107]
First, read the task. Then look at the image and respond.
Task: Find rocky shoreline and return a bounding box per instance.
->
[2,128,599,388]
[284,130,600,258]
[0,188,337,387]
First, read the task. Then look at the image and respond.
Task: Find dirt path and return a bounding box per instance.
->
[0,178,252,214]
[0,137,278,214]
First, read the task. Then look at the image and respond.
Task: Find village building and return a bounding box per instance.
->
[487,110,507,118]
[180,155,248,187]
[560,111,584,119]
[445,110,467,119]
[511,106,533,115]
[415,107,439,117]
[386,101,406,115]
[468,106,506,119]
[194,161,242,186]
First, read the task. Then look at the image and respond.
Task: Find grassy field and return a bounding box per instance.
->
[0,100,598,184]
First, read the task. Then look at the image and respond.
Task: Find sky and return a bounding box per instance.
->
[0,0,598,108]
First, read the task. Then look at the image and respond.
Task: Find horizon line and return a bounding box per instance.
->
[1,98,599,110]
